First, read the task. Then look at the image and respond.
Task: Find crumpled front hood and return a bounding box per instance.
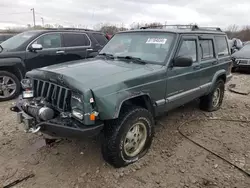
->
[26,58,163,93]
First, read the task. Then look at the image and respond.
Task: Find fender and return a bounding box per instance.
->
[0,58,26,79]
[96,91,153,120]
[208,69,226,93]
[114,93,153,119]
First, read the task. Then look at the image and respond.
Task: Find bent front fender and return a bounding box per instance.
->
[94,91,152,120]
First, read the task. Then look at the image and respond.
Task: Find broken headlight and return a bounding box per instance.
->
[21,79,32,89]
[21,79,34,98]
[71,93,84,120]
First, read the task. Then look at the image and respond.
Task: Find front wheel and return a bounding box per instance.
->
[0,71,20,102]
[102,106,154,168]
[200,79,225,112]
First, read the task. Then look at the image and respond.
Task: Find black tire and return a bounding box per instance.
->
[200,79,225,112]
[102,106,154,168]
[231,67,238,72]
[0,71,20,102]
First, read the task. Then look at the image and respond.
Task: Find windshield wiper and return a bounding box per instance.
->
[99,53,114,59]
[0,45,3,52]
[116,56,146,64]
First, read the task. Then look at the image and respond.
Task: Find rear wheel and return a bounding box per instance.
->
[200,79,225,112]
[102,106,154,168]
[0,71,20,101]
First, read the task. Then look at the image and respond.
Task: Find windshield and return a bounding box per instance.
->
[99,32,175,64]
[1,31,37,50]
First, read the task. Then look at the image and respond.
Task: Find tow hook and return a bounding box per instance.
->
[10,106,20,112]
[26,126,41,133]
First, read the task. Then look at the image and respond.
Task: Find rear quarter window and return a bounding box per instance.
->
[215,36,230,56]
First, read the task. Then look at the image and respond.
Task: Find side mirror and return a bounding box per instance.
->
[173,56,193,67]
[29,43,43,51]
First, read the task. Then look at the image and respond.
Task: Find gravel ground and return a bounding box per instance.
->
[0,73,250,188]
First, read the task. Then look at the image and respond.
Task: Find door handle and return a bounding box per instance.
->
[193,65,201,70]
[56,50,65,54]
[86,48,93,51]
[212,61,218,65]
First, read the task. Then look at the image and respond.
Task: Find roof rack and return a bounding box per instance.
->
[193,26,222,32]
[140,24,222,32]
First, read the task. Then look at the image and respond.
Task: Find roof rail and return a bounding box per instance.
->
[192,26,222,32]
[43,28,94,31]
[140,24,222,32]
[140,24,196,30]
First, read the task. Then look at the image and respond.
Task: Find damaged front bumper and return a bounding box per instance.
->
[11,96,104,138]
[233,59,250,68]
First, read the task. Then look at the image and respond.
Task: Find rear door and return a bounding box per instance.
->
[62,32,92,62]
[165,35,201,111]
[198,35,218,89]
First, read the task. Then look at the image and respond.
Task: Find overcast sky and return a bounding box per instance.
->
[0,0,250,29]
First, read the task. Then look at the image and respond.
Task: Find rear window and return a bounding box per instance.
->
[63,33,90,47]
[200,39,214,59]
[215,36,230,56]
[92,33,108,46]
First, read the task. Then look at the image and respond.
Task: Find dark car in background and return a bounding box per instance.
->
[232,42,250,71]
[0,33,17,43]
[0,28,108,101]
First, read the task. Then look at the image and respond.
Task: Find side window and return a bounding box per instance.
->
[215,36,230,56]
[200,39,214,59]
[33,33,61,49]
[92,33,108,46]
[63,33,90,47]
[177,40,197,62]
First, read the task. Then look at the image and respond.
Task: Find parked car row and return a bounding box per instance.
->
[0,28,108,101]
[11,24,232,168]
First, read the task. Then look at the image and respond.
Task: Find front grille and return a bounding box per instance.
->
[33,79,71,111]
[238,59,249,64]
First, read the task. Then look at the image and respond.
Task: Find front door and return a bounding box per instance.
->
[165,35,201,111]
[25,33,65,71]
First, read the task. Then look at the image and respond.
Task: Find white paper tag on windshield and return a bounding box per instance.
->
[146,38,167,44]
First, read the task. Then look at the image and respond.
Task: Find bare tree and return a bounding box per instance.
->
[227,24,239,33]
[226,24,239,39]
[225,24,250,41]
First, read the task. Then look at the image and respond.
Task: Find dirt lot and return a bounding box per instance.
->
[1,73,250,188]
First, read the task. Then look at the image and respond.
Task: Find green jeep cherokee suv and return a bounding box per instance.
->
[12,25,232,168]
